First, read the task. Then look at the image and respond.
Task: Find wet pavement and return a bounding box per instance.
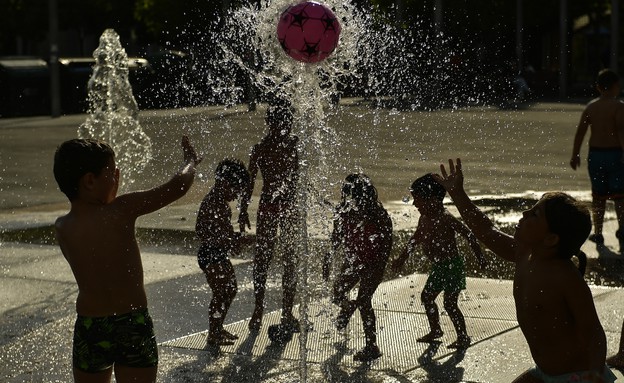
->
[2,226,623,382]
[2,103,624,382]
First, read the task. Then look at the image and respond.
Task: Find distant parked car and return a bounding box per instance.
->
[59,57,153,114]
[0,57,50,117]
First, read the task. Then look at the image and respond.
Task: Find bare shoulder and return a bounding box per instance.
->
[441,210,466,229]
[55,213,67,227]
[547,260,588,292]
[54,213,70,243]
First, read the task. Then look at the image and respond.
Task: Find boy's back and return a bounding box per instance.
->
[416,210,464,262]
[56,198,148,317]
[583,96,624,147]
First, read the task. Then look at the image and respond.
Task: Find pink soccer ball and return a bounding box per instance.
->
[277,1,341,63]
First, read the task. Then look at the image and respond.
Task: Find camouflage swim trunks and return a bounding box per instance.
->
[72,308,158,372]
[424,255,466,293]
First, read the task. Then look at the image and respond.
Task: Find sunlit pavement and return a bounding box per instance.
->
[2,103,624,381]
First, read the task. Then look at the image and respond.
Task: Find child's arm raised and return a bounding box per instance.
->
[434,158,517,262]
[448,215,488,269]
[116,136,201,217]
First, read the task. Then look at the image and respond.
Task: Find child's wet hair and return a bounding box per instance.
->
[410,173,446,200]
[596,69,619,91]
[541,192,591,275]
[341,173,378,206]
[215,159,250,188]
[53,138,115,201]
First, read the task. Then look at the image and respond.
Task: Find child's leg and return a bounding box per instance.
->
[419,287,443,341]
[352,268,384,362]
[114,365,157,383]
[444,291,470,348]
[204,261,238,343]
[218,261,238,326]
[356,268,383,348]
[250,208,278,330]
[73,367,113,383]
[281,213,299,323]
[332,262,360,329]
[591,198,606,236]
[353,297,382,361]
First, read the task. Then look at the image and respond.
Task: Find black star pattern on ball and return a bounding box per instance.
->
[303,40,319,57]
[321,13,337,32]
[289,9,308,30]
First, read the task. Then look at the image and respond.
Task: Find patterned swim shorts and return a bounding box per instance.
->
[73,308,158,372]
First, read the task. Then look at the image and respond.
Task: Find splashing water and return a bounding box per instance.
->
[193,1,428,380]
[195,1,366,380]
[180,1,450,380]
[78,29,152,188]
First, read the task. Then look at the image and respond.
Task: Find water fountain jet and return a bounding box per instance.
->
[78,28,153,188]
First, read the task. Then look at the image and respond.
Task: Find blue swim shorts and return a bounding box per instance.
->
[588,147,624,199]
[73,308,158,372]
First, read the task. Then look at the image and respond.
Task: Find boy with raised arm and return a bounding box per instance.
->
[392,173,486,349]
[54,136,201,383]
[434,158,615,382]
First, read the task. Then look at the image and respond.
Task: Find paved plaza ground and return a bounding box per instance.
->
[1,101,624,382]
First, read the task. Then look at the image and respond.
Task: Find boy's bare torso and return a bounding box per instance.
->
[415,212,461,262]
[585,97,624,148]
[254,134,298,202]
[56,202,147,317]
[513,254,604,374]
[196,190,233,247]
[415,211,459,262]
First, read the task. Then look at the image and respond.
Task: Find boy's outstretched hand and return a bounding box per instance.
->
[182,135,202,166]
[433,158,463,193]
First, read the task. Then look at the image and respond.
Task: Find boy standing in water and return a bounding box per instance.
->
[195,159,252,345]
[435,158,616,382]
[239,102,300,332]
[570,69,624,244]
[54,136,201,383]
[392,173,486,349]
[323,173,393,361]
